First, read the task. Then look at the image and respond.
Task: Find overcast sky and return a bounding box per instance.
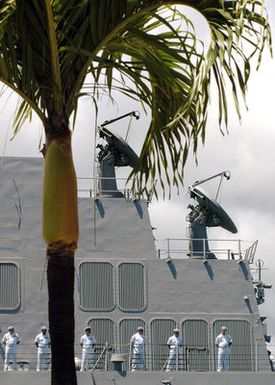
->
[0,1,275,350]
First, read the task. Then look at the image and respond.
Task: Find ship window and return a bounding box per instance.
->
[150,318,176,371]
[119,319,145,354]
[182,319,209,371]
[118,263,145,311]
[88,318,115,370]
[79,262,114,311]
[213,320,252,371]
[0,263,20,310]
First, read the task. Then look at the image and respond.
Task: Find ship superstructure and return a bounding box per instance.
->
[0,136,274,384]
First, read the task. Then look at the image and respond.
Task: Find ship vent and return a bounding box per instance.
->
[88,318,115,347]
[118,263,146,311]
[0,263,20,310]
[119,319,145,354]
[79,262,114,311]
[183,319,209,371]
[151,318,176,370]
[88,318,115,369]
[213,320,252,371]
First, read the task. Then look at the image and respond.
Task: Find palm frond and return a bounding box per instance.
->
[82,1,271,195]
[0,0,271,195]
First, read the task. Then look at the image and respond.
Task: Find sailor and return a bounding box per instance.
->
[267,350,275,371]
[80,326,96,371]
[166,328,182,371]
[2,326,21,371]
[34,326,51,371]
[130,326,146,371]
[215,326,232,372]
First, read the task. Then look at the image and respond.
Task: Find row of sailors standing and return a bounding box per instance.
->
[1,325,50,371]
[130,326,183,372]
[130,326,233,372]
[1,325,244,373]
[1,325,97,372]
[70,325,183,372]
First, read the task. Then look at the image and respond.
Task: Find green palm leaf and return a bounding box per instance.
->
[0,0,271,188]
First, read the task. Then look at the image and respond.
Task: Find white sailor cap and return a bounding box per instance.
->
[8,326,14,330]
[137,326,144,331]
[84,326,91,331]
[173,328,180,333]
[41,326,47,330]
[221,326,227,330]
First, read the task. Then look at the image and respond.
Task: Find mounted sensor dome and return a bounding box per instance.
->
[99,126,139,169]
[189,186,238,234]
[187,171,237,259]
[96,112,140,197]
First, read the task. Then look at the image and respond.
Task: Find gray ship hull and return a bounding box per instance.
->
[0,157,274,383]
[0,371,274,385]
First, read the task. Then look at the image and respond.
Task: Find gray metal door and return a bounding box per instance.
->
[118,263,146,311]
[151,319,176,371]
[0,263,20,310]
[183,319,209,371]
[88,318,115,370]
[79,262,114,311]
[119,319,145,370]
[213,319,252,371]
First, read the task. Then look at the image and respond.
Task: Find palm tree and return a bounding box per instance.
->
[0,1,271,384]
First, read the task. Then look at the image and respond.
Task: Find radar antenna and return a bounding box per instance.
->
[187,171,237,259]
[97,111,140,197]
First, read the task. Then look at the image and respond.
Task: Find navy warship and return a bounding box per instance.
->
[0,115,274,385]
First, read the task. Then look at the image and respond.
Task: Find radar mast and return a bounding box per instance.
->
[187,171,237,259]
[97,111,139,197]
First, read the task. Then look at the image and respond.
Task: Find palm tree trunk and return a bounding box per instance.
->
[47,249,77,385]
[43,131,79,385]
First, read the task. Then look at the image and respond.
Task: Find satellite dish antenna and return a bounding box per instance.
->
[187,171,237,259]
[189,186,238,234]
[99,126,139,168]
[97,112,139,197]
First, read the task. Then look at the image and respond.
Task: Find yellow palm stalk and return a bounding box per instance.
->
[43,132,78,252]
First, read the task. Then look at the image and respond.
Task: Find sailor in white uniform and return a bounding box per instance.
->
[215,326,232,372]
[130,326,146,371]
[268,350,275,371]
[2,326,21,371]
[80,326,96,371]
[34,326,51,371]
[166,328,182,371]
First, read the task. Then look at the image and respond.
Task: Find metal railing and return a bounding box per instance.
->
[1,343,274,372]
[77,176,136,199]
[157,238,258,263]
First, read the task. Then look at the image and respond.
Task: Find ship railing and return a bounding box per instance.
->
[77,176,136,199]
[2,342,274,372]
[90,342,110,371]
[157,238,258,263]
[77,176,157,203]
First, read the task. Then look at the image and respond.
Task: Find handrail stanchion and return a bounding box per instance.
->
[129,345,132,371]
[238,239,242,260]
[91,343,108,372]
[104,342,108,371]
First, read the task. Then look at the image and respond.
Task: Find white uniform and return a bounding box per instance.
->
[2,332,21,371]
[130,332,146,371]
[80,334,96,371]
[215,332,232,372]
[166,334,182,371]
[269,353,275,371]
[34,332,51,371]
